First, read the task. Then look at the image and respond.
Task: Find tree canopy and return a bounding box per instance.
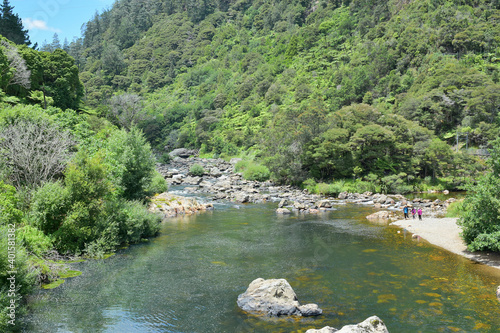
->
[0,0,30,45]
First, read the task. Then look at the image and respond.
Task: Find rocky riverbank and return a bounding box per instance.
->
[148,192,214,218]
[157,156,456,218]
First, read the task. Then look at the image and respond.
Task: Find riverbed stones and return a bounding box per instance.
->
[306,316,389,333]
[159,157,455,217]
[276,208,291,214]
[366,211,393,220]
[168,148,198,158]
[237,278,322,317]
[148,193,212,218]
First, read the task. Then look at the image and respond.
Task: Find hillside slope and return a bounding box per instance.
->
[75,0,500,184]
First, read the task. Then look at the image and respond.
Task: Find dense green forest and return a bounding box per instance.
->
[56,0,499,188]
[1,0,500,329]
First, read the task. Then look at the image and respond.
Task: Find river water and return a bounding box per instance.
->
[21,201,500,332]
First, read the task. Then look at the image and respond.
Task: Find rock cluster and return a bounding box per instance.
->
[306,316,389,333]
[148,192,213,218]
[237,278,322,317]
[158,155,456,218]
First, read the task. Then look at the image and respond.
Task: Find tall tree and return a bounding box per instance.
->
[0,0,30,45]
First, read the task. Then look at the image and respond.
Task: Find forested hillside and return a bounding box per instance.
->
[1,0,500,327]
[61,0,499,188]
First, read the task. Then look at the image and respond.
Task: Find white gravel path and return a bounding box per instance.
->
[391,217,500,270]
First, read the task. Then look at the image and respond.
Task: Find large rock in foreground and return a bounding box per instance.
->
[306,316,389,333]
[237,278,322,317]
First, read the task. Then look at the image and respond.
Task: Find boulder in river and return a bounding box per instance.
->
[366,211,393,220]
[237,278,322,317]
[306,316,389,333]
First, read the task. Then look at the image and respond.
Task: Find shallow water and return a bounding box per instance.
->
[21,202,500,332]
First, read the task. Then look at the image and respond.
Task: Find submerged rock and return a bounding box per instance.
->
[306,316,389,333]
[366,211,393,220]
[237,278,322,317]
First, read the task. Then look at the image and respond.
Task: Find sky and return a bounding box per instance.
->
[12,0,116,47]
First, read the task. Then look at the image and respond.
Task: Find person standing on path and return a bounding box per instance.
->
[403,205,409,220]
[411,207,416,219]
[417,208,422,220]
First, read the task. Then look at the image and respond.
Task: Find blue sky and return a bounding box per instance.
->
[12,0,116,47]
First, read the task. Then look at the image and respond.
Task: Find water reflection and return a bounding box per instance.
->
[21,203,500,332]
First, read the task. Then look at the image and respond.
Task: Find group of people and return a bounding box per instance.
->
[403,205,422,220]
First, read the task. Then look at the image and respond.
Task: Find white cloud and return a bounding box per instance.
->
[23,18,62,33]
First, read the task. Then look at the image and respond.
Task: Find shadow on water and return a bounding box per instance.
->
[21,202,500,333]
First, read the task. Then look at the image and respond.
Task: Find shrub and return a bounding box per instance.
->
[18,225,53,257]
[189,163,205,176]
[317,181,344,196]
[234,160,250,173]
[235,160,271,182]
[0,226,37,331]
[458,174,500,252]
[30,181,69,235]
[303,178,317,193]
[146,171,168,195]
[243,163,271,182]
[104,127,156,200]
[0,181,22,226]
[445,199,464,218]
[158,152,171,164]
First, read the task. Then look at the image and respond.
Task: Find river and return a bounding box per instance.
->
[21,200,500,332]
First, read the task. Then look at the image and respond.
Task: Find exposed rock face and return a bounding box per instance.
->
[306,316,389,333]
[237,278,322,317]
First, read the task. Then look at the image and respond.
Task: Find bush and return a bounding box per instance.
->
[83,200,161,258]
[235,160,271,182]
[0,226,37,331]
[104,127,156,200]
[445,199,464,218]
[189,163,205,176]
[146,171,168,195]
[18,225,53,257]
[303,178,317,193]
[30,181,69,235]
[0,181,22,226]
[458,174,500,252]
[234,160,250,173]
[158,152,171,164]
[243,163,271,182]
[317,181,345,196]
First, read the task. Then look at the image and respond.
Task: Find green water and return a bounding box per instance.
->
[22,203,500,332]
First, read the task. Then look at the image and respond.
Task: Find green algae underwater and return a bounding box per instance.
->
[21,203,500,332]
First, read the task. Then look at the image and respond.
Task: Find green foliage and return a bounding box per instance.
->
[104,127,156,200]
[189,163,205,176]
[445,200,464,218]
[459,174,500,252]
[30,180,69,235]
[458,139,500,252]
[146,171,168,195]
[0,225,37,331]
[236,160,271,182]
[0,0,30,45]
[18,225,53,257]
[0,180,22,226]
